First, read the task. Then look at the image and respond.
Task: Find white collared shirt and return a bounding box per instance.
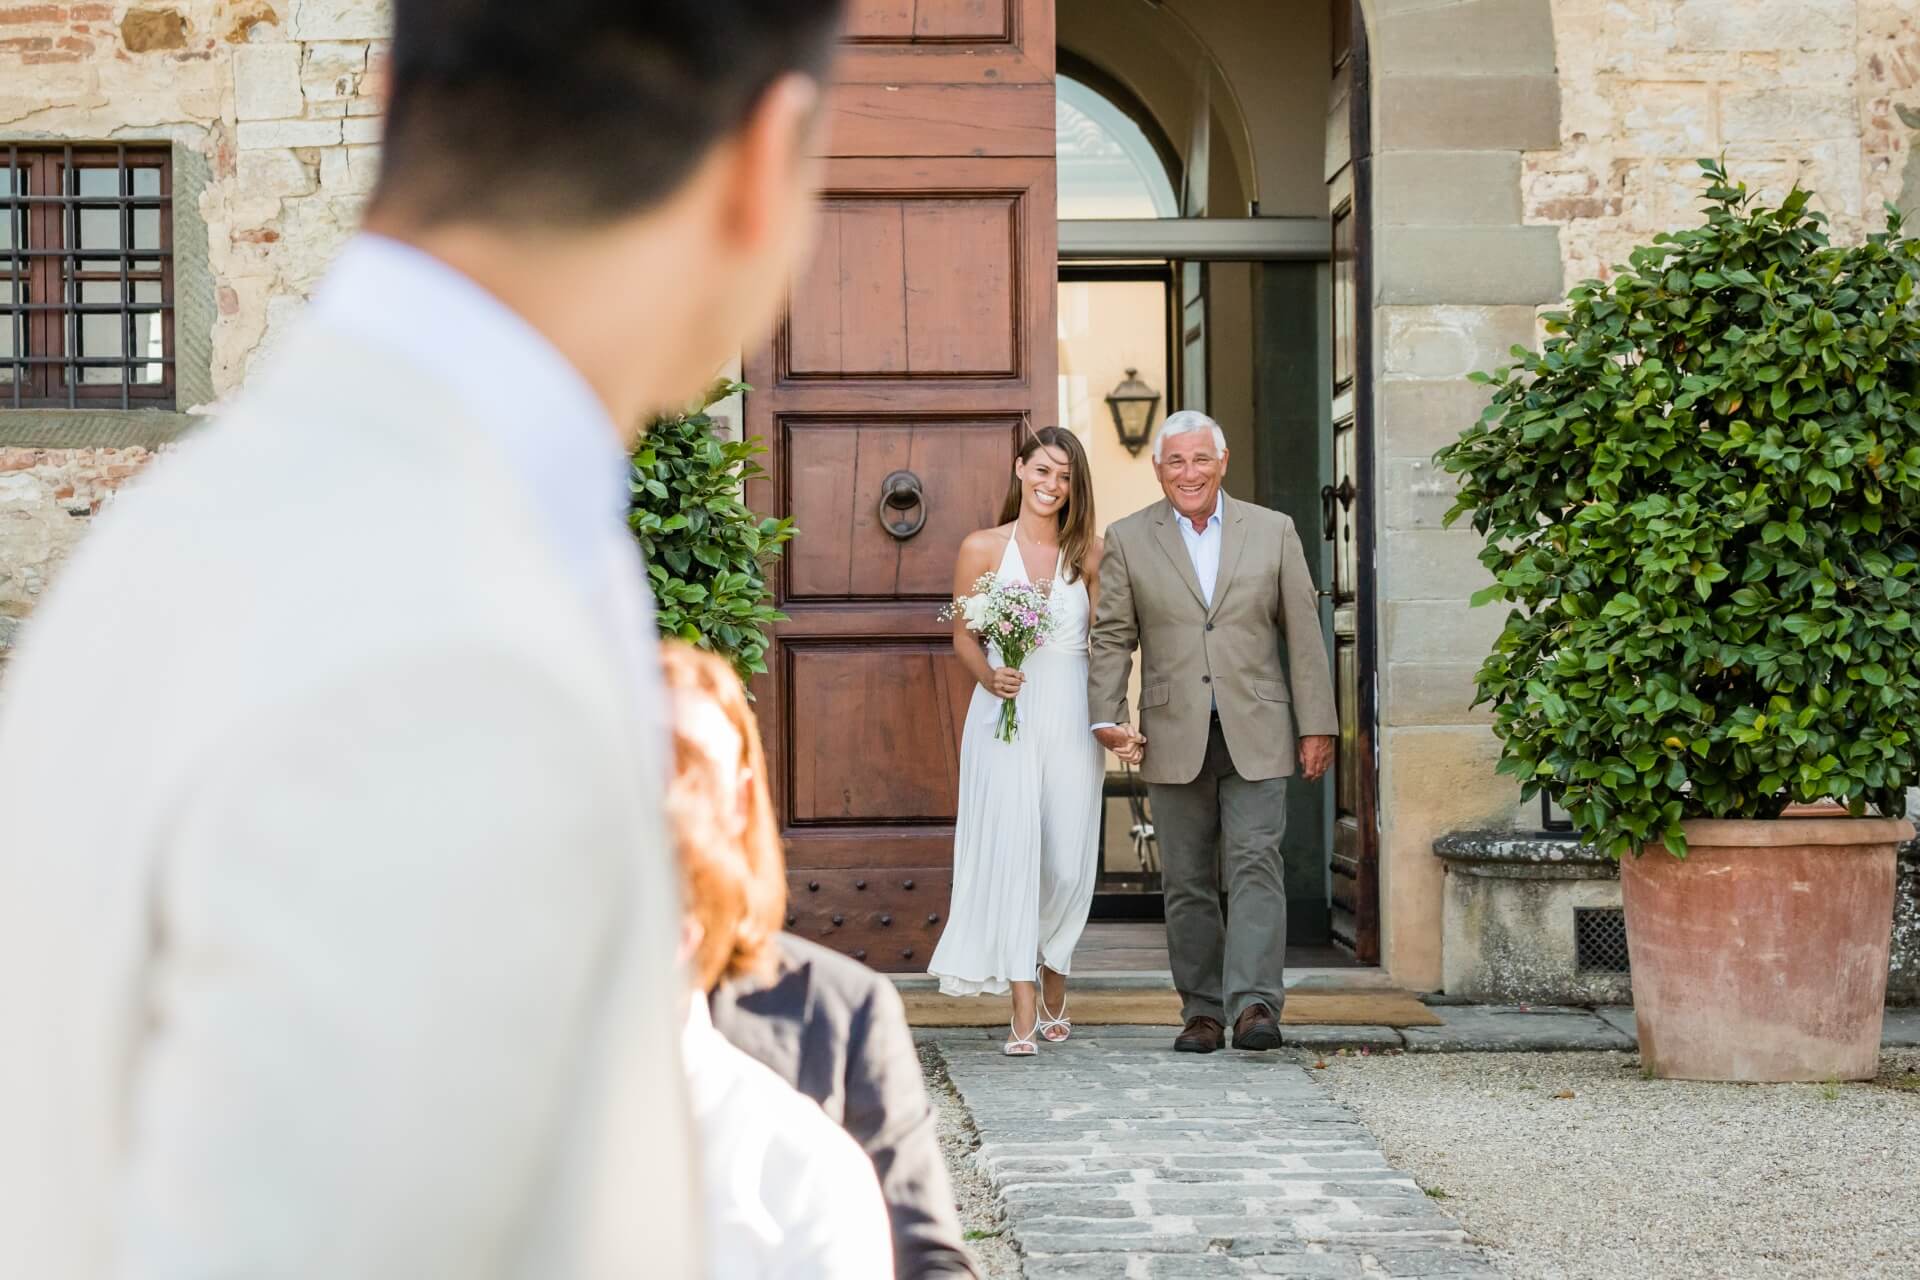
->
[308,234,638,606]
[306,234,660,728]
[1175,493,1225,606]
[1091,491,1226,732]
[682,996,895,1279]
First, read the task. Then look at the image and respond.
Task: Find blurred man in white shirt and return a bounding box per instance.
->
[0,3,847,1277]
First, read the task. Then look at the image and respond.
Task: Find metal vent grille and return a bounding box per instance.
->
[1574,907,1631,973]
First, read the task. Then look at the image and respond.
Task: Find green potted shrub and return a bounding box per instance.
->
[631,378,794,684]
[1436,162,1920,1081]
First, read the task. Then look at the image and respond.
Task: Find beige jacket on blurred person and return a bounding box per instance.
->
[0,239,696,1279]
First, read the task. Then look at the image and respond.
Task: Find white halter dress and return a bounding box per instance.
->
[928,535,1104,996]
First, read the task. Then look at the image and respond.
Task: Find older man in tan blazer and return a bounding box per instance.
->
[1090,410,1338,1054]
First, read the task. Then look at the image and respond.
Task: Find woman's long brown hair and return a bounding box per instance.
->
[660,641,786,991]
[998,425,1096,583]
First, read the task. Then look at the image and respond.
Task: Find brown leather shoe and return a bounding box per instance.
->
[1173,1015,1225,1054]
[1232,1003,1282,1051]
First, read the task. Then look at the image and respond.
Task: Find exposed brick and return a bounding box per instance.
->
[0,5,65,25]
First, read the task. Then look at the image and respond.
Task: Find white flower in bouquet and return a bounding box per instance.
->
[940,572,1057,742]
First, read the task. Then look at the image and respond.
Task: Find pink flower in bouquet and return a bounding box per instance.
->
[938,570,1060,743]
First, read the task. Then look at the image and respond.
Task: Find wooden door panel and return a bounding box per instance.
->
[782,417,1016,600]
[840,0,1048,81]
[903,200,1018,374]
[788,202,909,376]
[788,196,1022,378]
[787,642,966,822]
[848,0,1010,42]
[827,86,1053,158]
[746,16,1054,971]
[786,867,953,970]
[783,158,1049,384]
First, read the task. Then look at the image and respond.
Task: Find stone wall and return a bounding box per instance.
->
[0,0,390,666]
[1528,0,1920,287]
[0,447,157,655]
[1437,832,1920,1007]
[1368,0,1920,989]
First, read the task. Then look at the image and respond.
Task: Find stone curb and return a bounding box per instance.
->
[916,1005,1920,1054]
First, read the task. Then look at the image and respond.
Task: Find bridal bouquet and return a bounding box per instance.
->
[941,573,1056,743]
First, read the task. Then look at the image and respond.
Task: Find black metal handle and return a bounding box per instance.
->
[1319,476,1355,541]
[880,469,927,540]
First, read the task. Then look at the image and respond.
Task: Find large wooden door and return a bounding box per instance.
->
[745,1,1056,971]
[1326,0,1380,961]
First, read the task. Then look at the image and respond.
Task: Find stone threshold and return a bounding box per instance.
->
[890,966,1401,994]
[916,1005,1920,1054]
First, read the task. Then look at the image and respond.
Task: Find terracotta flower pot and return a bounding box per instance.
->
[1620,816,1911,1082]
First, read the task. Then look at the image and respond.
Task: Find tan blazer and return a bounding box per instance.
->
[1089,495,1338,785]
[0,329,694,1278]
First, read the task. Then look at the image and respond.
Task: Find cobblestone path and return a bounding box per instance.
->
[933,1034,1506,1279]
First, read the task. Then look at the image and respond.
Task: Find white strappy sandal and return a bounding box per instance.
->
[1037,992,1071,1043]
[1004,1016,1039,1057]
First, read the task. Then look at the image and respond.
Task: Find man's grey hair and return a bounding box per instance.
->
[1151,409,1228,462]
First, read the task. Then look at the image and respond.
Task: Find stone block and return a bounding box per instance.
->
[1723,89,1856,143]
[237,119,342,149]
[1277,1024,1405,1051]
[1612,81,1716,157]
[233,42,303,121]
[345,145,383,193]
[1375,75,1560,152]
[1380,725,1514,987]
[1398,1004,1636,1052]
[1018,1231,1206,1256]
[1438,841,1633,1004]
[1382,662,1493,728]
[301,41,368,102]
[1381,457,1464,532]
[1378,226,1564,306]
[342,115,384,145]
[1378,377,1502,457]
[1594,1005,1639,1042]
[235,148,315,199]
[1379,306,1542,381]
[290,0,390,40]
[1383,600,1507,667]
[1374,151,1523,227]
[1360,1245,1507,1277]
[1250,1254,1366,1278]
[1881,1007,1920,1046]
[1379,529,1491,603]
[1374,0,1556,76]
[1674,0,1852,52]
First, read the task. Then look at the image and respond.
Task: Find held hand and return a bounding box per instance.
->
[987,666,1026,698]
[1299,734,1335,782]
[1094,724,1147,766]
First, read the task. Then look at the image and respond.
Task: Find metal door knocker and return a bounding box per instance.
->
[879,469,927,540]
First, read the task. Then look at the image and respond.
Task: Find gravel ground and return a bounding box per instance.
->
[920,1042,1021,1280]
[1309,1047,1920,1279]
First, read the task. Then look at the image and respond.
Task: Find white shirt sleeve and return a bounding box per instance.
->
[773,1115,896,1280]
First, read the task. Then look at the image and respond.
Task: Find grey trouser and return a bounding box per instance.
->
[1148,718,1288,1025]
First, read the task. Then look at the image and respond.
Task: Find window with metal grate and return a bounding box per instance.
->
[2,143,175,410]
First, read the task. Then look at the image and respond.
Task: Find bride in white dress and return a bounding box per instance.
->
[928,427,1106,1056]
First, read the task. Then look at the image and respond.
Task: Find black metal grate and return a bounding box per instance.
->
[2,143,175,410]
[1574,907,1631,973]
